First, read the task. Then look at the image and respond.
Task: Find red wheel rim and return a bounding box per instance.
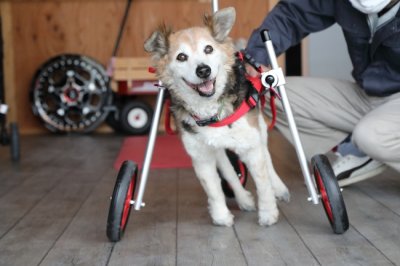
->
[120,179,134,229]
[315,170,334,222]
[238,161,246,185]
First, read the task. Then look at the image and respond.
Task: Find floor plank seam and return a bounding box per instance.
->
[175,171,180,266]
[232,225,249,266]
[37,177,103,266]
[350,224,396,265]
[0,170,41,200]
[0,150,68,200]
[355,187,400,218]
[105,243,116,266]
[279,208,322,265]
[0,173,66,241]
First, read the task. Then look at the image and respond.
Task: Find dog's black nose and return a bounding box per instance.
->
[196,64,211,79]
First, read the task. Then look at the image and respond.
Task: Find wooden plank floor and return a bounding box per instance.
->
[0,131,399,266]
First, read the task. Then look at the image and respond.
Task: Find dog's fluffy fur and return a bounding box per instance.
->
[145,7,290,226]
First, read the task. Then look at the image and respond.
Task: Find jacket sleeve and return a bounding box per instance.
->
[246,0,336,66]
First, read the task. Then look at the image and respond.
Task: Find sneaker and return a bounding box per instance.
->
[331,154,388,187]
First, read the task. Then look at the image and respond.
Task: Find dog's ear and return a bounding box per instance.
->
[204,7,236,42]
[144,24,172,59]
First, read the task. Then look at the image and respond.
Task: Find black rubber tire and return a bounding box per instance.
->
[0,117,8,145]
[30,54,113,133]
[120,101,153,135]
[9,122,20,162]
[219,150,248,198]
[105,92,124,133]
[106,110,123,133]
[107,160,138,242]
[312,154,349,234]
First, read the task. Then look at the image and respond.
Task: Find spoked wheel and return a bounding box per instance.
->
[120,100,153,135]
[31,54,113,133]
[312,154,349,234]
[107,160,138,242]
[219,150,248,198]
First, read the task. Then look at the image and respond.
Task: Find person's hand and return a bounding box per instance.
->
[245,63,270,77]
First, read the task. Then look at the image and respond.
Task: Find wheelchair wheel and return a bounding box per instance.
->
[219,150,248,198]
[312,154,349,234]
[31,54,113,133]
[107,160,138,242]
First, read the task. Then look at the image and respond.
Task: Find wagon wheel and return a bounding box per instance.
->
[120,100,153,135]
[31,54,113,133]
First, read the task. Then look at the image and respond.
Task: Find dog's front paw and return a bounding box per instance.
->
[236,190,256,211]
[211,209,234,227]
[258,208,279,226]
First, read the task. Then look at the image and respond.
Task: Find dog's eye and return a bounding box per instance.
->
[176,53,188,62]
[204,45,213,54]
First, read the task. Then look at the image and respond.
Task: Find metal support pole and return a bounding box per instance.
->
[261,30,319,204]
[211,0,218,13]
[134,83,166,210]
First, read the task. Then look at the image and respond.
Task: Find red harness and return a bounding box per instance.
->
[164,51,278,134]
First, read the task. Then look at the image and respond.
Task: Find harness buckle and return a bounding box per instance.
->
[246,87,260,108]
[194,114,219,127]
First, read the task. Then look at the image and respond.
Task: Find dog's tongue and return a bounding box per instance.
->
[197,80,214,94]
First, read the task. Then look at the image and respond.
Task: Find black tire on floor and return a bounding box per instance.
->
[105,92,124,133]
[9,122,20,162]
[219,150,248,198]
[107,160,138,242]
[105,109,124,134]
[120,101,153,135]
[312,154,349,234]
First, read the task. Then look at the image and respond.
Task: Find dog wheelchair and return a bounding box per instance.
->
[106,10,349,243]
[106,32,350,241]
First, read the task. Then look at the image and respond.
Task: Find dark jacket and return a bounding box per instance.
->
[246,0,400,96]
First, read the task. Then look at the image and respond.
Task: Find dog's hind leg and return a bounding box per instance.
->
[216,149,256,211]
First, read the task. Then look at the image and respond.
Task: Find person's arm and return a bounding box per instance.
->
[246,0,336,65]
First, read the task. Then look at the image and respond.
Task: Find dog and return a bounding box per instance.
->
[144,7,290,226]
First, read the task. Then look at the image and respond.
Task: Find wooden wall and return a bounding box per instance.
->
[0,0,276,134]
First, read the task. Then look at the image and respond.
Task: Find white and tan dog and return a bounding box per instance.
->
[144,7,289,226]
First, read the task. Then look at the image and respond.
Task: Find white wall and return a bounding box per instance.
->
[305,24,354,81]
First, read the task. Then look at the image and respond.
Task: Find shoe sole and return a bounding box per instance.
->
[338,164,388,187]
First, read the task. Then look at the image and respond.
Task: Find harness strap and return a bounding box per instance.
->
[268,91,277,130]
[161,50,279,133]
[209,101,251,127]
[164,98,177,135]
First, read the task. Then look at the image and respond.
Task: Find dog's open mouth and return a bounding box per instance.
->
[183,78,216,97]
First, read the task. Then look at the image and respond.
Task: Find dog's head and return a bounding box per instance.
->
[144,7,236,100]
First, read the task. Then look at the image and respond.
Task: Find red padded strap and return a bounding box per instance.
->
[209,101,251,127]
[268,93,277,131]
[164,98,177,135]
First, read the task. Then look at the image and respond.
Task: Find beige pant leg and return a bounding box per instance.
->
[352,92,400,172]
[265,77,375,161]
